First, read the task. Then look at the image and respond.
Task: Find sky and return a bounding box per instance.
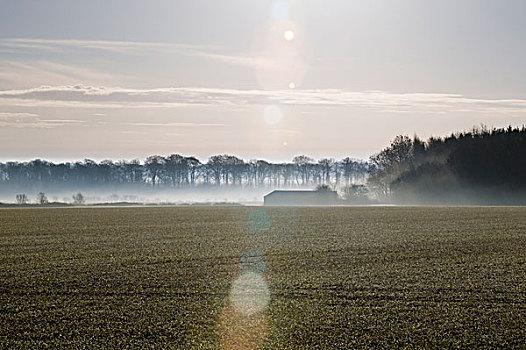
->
[0,0,525,163]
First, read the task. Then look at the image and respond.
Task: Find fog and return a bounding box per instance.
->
[0,185,276,205]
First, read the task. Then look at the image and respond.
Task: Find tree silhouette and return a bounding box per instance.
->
[3,126,522,205]
[72,193,85,205]
[370,126,526,204]
[144,155,165,187]
[37,192,48,205]
[16,194,28,205]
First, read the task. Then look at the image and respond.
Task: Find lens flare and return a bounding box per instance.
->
[230,272,270,316]
[217,305,268,350]
[263,105,283,125]
[240,250,266,274]
[283,30,295,41]
[252,21,309,89]
[247,209,272,234]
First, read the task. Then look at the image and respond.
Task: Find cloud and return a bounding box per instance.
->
[128,122,227,127]
[0,85,525,114]
[0,38,302,90]
[0,38,212,54]
[0,112,84,128]
[0,38,259,68]
[0,60,125,88]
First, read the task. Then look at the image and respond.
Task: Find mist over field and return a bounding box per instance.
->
[0,186,271,205]
[2,126,525,206]
[1,1,526,348]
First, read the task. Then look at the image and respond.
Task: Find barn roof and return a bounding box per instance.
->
[264,189,337,197]
[264,190,319,196]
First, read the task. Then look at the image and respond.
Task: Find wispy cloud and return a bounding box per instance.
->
[0,38,212,54]
[0,38,259,68]
[0,38,304,91]
[128,122,227,127]
[0,85,525,114]
[0,112,83,128]
[0,61,120,88]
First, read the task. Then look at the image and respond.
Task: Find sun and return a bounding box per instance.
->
[283,30,295,41]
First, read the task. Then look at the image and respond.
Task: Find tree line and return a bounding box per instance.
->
[3,125,524,204]
[368,126,526,204]
[0,155,369,190]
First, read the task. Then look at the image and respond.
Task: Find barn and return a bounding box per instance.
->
[263,190,339,206]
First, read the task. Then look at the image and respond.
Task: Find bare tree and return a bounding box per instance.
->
[37,192,48,205]
[293,155,314,186]
[342,184,369,203]
[186,156,201,186]
[16,194,28,205]
[318,158,335,185]
[165,154,186,187]
[315,184,332,192]
[0,152,376,192]
[369,135,414,197]
[144,155,165,187]
[207,155,224,186]
[72,193,85,205]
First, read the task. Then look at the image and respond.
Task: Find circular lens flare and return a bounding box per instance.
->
[263,105,283,125]
[240,250,266,274]
[230,272,270,316]
[283,30,295,41]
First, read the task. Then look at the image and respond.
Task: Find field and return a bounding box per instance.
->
[1,206,525,349]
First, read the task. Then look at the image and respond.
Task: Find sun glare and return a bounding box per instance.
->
[283,30,295,41]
